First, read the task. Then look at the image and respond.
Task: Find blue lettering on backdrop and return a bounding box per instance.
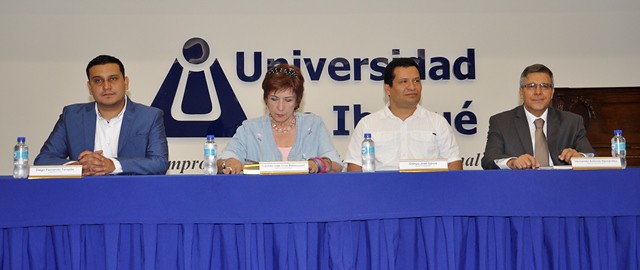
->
[151,38,247,137]
[370,57,388,80]
[236,49,476,82]
[328,58,351,81]
[442,100,477,135]
[454,49,476,80]
[236,52,262,82]
[153,39,477,138]
[333,105,349,136]
[429,57,451,80]
[303,58,327,81]
[353,58,369,81]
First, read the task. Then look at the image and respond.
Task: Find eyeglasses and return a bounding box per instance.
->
[521,82,553,91]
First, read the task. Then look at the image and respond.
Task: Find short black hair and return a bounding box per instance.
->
[86,55,125,79]
[384,58,420,86]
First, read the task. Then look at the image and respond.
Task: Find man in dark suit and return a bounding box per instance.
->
[35,55,169,175]
[481,64,594,170]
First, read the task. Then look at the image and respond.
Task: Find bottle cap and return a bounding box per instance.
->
[17,137,25,142]
[614,130,622,135]
[364,133,371,139]
[207,135,215,140]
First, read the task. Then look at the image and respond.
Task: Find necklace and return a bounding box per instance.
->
[271,114,296,133]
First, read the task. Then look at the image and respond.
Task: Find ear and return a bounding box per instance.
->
[384,84,391,96]
[124,76,129,91]
[519,87,524,100]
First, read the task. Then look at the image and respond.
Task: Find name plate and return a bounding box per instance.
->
[28,165,83,179]
[571,157,622,170]
[242,163,261,175]
[399,159,448,172]
[259,161,309,175]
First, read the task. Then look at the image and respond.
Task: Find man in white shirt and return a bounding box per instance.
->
[35,55,169,175]
[345,58,462,171]
[481,64,595,170]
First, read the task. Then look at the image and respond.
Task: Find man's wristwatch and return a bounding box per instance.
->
[221,159,227,170]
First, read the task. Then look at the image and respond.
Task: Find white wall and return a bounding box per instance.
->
[1,1,639,174]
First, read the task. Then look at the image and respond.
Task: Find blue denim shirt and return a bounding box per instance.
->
[219,113,343,167]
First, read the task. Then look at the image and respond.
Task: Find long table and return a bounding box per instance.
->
[1,169,639,269]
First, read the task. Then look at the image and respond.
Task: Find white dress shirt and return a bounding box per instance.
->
[345,104,461,171]
[94,100,126,174]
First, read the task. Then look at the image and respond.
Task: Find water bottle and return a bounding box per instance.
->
[611,130,626,169]
[203,134,217,175]
[361,133,376,172]
[13,137,29,179]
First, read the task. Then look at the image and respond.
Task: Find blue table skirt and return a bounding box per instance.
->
[2,217,638,270]
[1,170,639,269]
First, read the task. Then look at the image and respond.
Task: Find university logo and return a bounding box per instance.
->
[151,37,247,137]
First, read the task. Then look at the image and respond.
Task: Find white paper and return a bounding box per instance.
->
[399,159,448,172]
[28,165,82,179]
[259,161,309,174]
[571,157,622,170]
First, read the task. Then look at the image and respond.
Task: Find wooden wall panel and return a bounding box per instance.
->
[554,87,639,167]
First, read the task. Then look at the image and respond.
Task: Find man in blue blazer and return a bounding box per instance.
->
[35,55,169,175]
[481,64,595,170]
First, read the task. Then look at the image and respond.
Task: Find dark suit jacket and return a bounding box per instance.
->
[34,98,169,175]
[481,106,595,169]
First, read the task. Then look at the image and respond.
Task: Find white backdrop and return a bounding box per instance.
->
[1,1,639,174]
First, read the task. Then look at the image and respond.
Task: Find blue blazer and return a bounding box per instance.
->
[219,113,342,165]
[34,98,169,175]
